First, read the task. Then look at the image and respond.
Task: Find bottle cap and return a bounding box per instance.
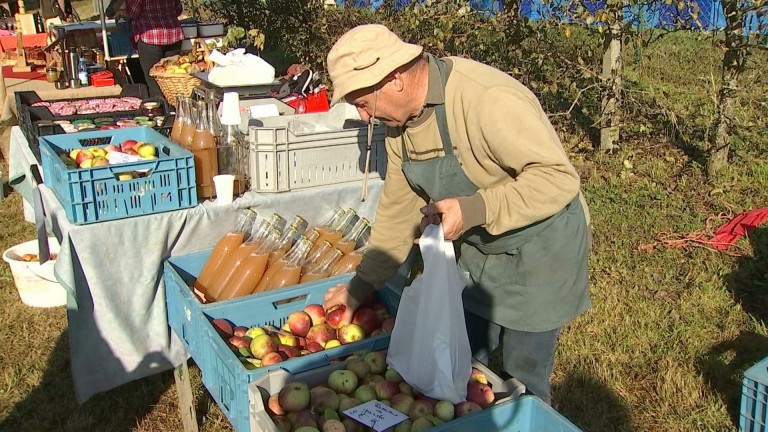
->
[220,92,242,126]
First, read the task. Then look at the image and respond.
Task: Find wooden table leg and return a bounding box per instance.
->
[173,360,200,432]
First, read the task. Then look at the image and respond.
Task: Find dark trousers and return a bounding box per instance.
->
[137,39,182,98]
[465,310,561,403]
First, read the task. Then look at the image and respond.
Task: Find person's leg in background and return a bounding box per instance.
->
[137,40,182,98]
[465,310,561,404]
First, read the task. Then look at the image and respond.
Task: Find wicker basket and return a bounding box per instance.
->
[149,69,201,102]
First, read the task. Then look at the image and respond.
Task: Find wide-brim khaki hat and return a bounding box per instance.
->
[327,24,423,105]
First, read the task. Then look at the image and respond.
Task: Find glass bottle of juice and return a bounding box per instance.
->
[331,245,369,276]
[190,101,219,199]
[308,208,356,257]
[302,240,333,274]
[170,96,189,143]
[262,237,313,292]
[217,228,280,300]
[178,100,198,150]
[254,236,312,293]
[270,213,287,234]
[301,249,343,284]
[333,218,370,254]
[288,215,309,235]
[193,209,257,299]
[268,226,298,267]
[207,219,273,300]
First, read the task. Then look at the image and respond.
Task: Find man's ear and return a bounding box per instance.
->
[388,71,405,93]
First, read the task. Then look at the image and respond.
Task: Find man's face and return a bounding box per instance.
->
[346,80,406,127]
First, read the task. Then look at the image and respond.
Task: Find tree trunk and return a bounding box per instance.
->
[599,23,622,151]
[707,0,747,177]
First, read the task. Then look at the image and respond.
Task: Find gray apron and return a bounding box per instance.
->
[400,56,590,332]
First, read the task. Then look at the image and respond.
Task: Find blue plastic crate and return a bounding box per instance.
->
[163,251,402,432]
[39,128,197,224]
[741,356,768,432]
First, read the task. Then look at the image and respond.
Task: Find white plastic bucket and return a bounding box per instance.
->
[2,238,66,308]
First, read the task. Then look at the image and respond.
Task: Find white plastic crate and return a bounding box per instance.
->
[247,103,387,192]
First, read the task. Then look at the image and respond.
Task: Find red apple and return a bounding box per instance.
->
[121,139,139,151]
[233,326,248,337]
[277,344,300,359]
[305,341,324,353]
[325,304,347,329]
[466,381,495,408]
[351,307,381,336]
[228,336,251,350]
[374,379,399,400]
[261,351,285,366]
[306,323,336,346]
[287,310,312,337]
[267,393,285,416]
[75,150,94,165]
[303,303,326,325]
[381,316,396,333]
[391,393,414,415]
[371,302,390,319]
[212,318,234,338]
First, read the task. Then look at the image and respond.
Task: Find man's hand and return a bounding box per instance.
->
[323,283,360,325]
[420,198,464,240]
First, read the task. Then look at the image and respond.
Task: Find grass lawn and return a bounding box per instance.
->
[0,2,767,431]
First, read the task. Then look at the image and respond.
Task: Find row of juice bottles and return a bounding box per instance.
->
[193,206,370,303]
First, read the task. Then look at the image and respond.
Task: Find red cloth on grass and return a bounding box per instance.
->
[708,208,768,250]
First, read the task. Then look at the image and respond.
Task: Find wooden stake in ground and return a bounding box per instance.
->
[12,0,33,73]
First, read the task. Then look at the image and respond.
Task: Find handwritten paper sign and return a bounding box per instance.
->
[342,400,409,431]
[108,152,143,165]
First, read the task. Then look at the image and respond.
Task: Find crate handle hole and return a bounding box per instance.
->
[273,294,308,308]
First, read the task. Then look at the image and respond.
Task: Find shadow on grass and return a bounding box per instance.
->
[552,370,633,432]
[695,227,768,428]
[0,330,177,432]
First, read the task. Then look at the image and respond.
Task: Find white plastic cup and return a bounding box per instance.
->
[213,174,235,205]
[220,92,242,126]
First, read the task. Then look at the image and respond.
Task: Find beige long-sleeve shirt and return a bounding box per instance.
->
[351,55,586,297]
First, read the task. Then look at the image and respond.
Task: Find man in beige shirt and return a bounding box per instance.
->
[323,24,590,403]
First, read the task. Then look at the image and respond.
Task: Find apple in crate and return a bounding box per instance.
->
[351,307,381,335]
[327,369,358,395]
[104,144,121,153]
[136,143,157,158]
[303,303,326,325]
[277,381,311,412]
[88,147,108,158]
[121,139,139,152]
[286,310,312,337]
[91,157,109,167]
[337,323,365,344]
[75,150,94,165]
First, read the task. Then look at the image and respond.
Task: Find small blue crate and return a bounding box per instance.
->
[430,395,582,431]
[163,251,402,432]
[740,355,768,431]
[39,127,197,224]
[107,19,136,57]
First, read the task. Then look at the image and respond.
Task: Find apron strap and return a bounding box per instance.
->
[401,55,454,161]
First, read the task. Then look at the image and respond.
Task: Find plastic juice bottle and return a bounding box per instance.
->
[301,249,343,283]
[331,245,368,276]
[207,219,273,300]
[216,229,280,300]
[262,237,313,292]
[255,236,312,293]
[190,101,219,199]
[194,210,257,298]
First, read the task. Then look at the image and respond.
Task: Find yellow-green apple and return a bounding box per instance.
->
[352,383,376,403]
[384,368,403,383]
[338,396,361,411]
[411,416,439,431]
[374,379,399,400]
[321,419,344,432]
[91,156,109,167]
[399,381,414,396]
[310,386,340,412]
[306,323,336,346]
[79,158,95,168]
[408,398,434,419]
[277,381,310,412]
[363,351,387,374]
[337,323,365,344]
[364,374,385,386]
[324,339,341,349]
[136,143,157,158]
[466,381,495,408]
[391,393,414,415]
[277,332,299,347]
[346,358,370,380]
[325,304,347,329]
[250,333,278,359]
[244,326,266,339]
[352,307,381,335]
[342,417,365,432]
[393,419,412,432]
[327,369,358,395]
[434,400,455,422]
[88,147,107,158]
[455,400,483,417]
[287,310,312,337]
[303,303,326,325]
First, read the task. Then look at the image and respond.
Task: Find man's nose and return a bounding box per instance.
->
[356,107,371,122]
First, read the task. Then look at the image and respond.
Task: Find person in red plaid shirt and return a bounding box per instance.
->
[107,0,184,98]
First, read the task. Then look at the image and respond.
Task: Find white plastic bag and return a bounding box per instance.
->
[386,224,472,403]
[207,49,275,86]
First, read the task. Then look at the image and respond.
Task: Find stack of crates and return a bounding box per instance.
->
[741,356,768,431]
